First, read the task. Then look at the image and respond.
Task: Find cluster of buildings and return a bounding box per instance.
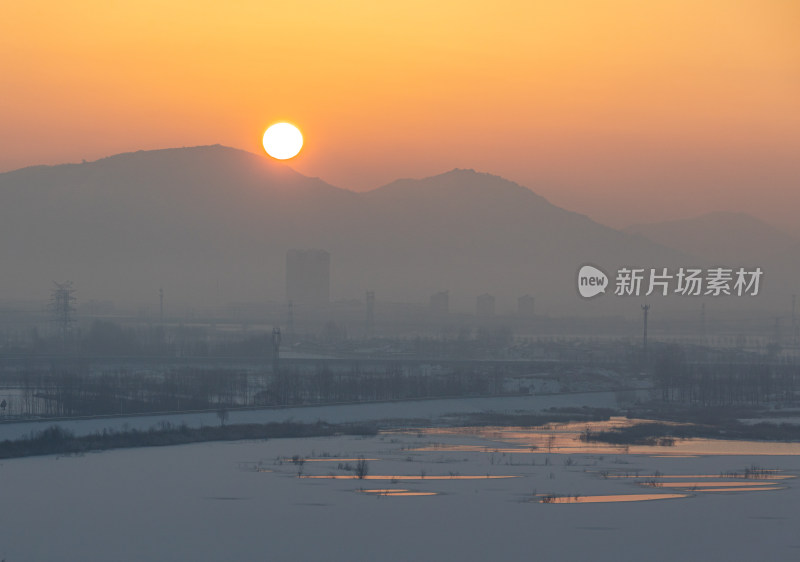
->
[286,249,536,322]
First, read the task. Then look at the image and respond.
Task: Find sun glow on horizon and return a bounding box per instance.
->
[262,123,303,160]
[2,1,799,229]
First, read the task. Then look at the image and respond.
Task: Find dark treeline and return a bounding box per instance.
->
[23,320,276,358]
[270,364,511,406]
[581,420,800,445]
[13,318,644,364]
[10,368,252,417]
[5,362,530,418]
[408,327,513,359]
[0,421,378,460]
[653,344,799,406]
[2,322,798,419]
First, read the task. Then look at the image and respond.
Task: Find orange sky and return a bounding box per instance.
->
[2,1,798,230]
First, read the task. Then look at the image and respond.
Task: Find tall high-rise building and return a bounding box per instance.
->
[365,290,375,336]
[476,293,495,318]
[286,249,330,306]
[518,294,535,317]
[429,290,449,316]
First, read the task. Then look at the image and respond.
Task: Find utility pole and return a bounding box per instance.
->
[272,326,282,374]
[700,301,706,340]
[287,301,294,345]
[272,326,282,403]
[365,291,375,338]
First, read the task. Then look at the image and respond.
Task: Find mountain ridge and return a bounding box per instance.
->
[624,211,797,265]
[0,145,788,314]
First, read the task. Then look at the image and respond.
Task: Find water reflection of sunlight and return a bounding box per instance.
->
[307,458,380,462]
[400,418,800,456]
[285,458,380,462]
[604,474,792,480]
[540,493,687,504]
[691,487,784,493]
[301,475,518,480]
[655,481,782,488]
[256,419,800,508]
[358,489,438,497]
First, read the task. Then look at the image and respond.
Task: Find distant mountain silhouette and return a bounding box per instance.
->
[0,146,356,306]
[350,169,690,311]
[625,212,797,265]
[0,146,788,315]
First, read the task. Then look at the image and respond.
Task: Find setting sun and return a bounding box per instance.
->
[262,123,303,160]
[1,2,800,560]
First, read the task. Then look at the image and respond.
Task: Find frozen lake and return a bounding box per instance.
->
[1,416,799,561]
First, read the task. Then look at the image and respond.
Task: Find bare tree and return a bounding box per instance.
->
[355,457,369,479]
[290,455,306,477]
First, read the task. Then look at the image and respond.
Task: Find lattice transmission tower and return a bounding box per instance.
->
[50,281,76,348]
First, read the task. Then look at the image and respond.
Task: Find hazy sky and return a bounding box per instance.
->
[2,1,798,230]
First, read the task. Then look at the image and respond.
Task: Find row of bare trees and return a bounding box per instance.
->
[654,345,799,405]
[267,364,509,406]
[3,361,533,418]
[7,368,251,417]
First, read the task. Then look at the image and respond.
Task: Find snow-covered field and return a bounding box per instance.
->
[2,416,800,561]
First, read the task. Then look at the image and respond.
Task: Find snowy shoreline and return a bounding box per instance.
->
[0,390,642,442]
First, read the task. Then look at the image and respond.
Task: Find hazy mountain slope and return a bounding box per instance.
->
[624,212,797,265]
[2,147,786,315]
[0,146,357,304]
[353,169,693,311]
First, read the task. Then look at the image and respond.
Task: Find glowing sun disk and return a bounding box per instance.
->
[262,123,303,160]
